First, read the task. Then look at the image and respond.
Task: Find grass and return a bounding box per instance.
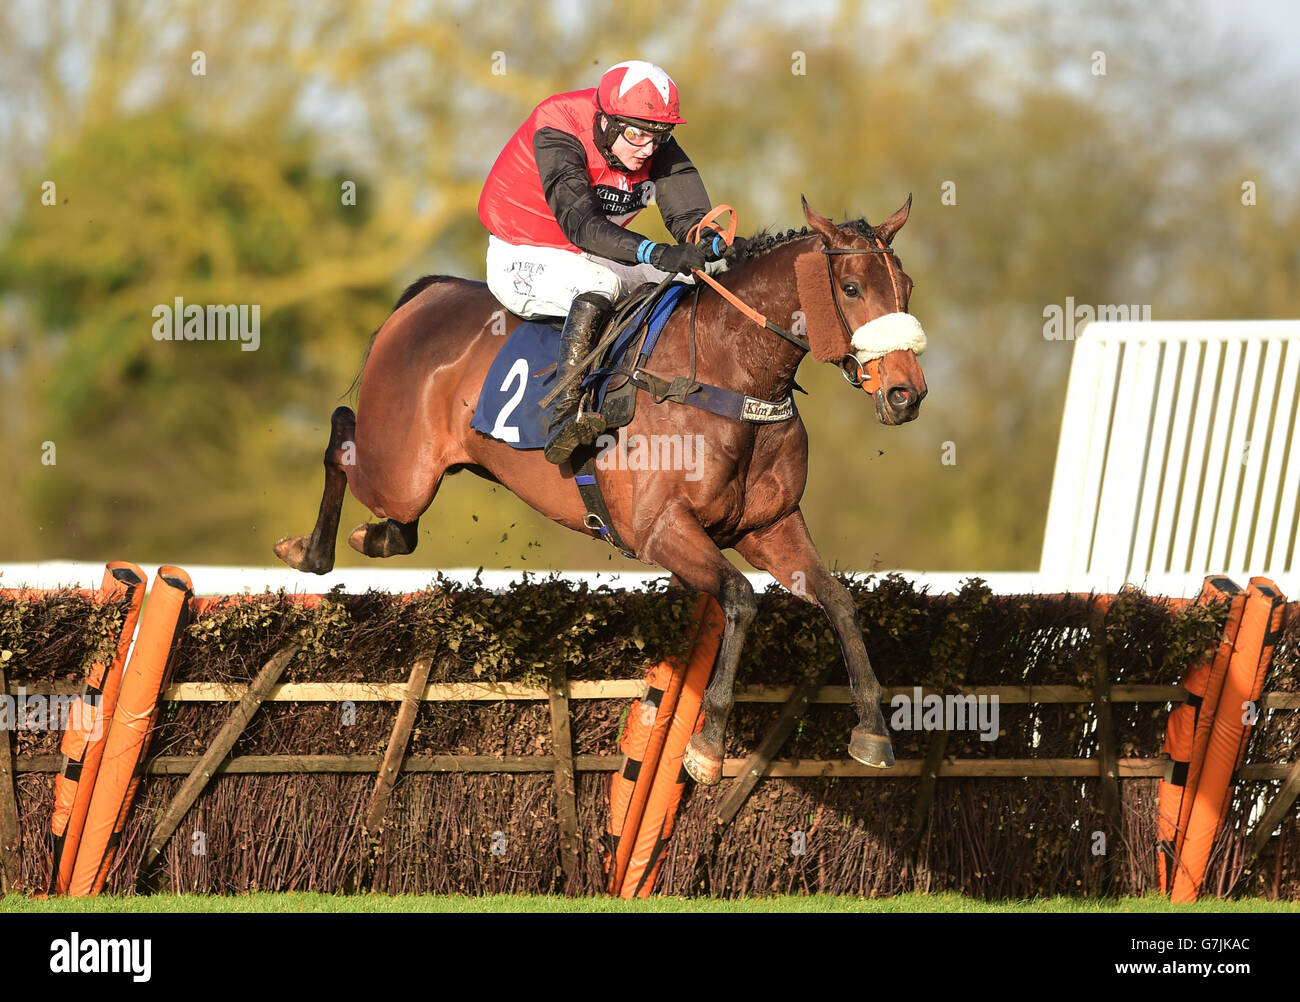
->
[2,891,1297,913]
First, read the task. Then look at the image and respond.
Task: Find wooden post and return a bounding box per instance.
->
[1090,608,1122,832]
[1242,758,1300,868]
[906,730,950,847]
[548,663,579,885]
[140,643,301,871]
[714,665,832,827]
[364,657,433,834]
[0,667,22,894]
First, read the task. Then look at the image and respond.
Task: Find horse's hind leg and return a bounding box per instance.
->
[347,517,419,558]
[273,406,356,574]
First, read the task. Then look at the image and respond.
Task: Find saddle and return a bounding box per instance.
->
[574,281,694,435]
[470,279,800,558]
[470,282,691,451]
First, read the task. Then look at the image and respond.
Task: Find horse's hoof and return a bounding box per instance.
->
[347,524,369,555]
[273,536,300,565]
[848,727,895,769]
[682,736,723,786]
[274,536,330,574]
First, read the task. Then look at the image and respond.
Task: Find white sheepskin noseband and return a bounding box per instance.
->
[851,312,927,362]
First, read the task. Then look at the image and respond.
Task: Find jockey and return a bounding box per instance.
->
[478,60,727,465]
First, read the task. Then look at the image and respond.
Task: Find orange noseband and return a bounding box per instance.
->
[842,355,883,395]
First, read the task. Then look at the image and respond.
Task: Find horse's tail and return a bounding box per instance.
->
[343,274,460,403]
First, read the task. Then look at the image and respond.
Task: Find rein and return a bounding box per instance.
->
[686,203,901,348]
[689,227,903,395]
[543,208,904,412]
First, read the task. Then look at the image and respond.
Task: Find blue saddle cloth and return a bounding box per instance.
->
[470,284,691,450]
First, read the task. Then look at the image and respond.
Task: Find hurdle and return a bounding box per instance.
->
[48,563,149,894]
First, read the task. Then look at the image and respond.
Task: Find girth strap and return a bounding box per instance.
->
[622,367,797,423]
[567,279,795,558]
[573,453,634,557]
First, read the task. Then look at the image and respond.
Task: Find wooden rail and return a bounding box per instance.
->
[13,680,1300,706]
[10,753,1296,780]
[7,673,1295,788]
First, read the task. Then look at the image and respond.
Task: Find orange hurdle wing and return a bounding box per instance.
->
[605,595,713,894]
[49,562,147,895]
[67,567,192,896]
[1156,576,1242,895]
[621,596,722,898]
[1172,578,1285,903]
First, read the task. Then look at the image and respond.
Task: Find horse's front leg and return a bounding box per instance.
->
[735,510,894,768]
[640,505,757,786]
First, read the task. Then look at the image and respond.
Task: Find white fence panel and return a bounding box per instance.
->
[1041,320,1300,593]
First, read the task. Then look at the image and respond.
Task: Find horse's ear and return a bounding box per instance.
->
[876,194,912,246]
[801,195,848,248]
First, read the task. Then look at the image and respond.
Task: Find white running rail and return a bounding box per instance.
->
[0,562,1057,597]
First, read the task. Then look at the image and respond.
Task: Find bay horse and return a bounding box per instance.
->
[274,197,928,785]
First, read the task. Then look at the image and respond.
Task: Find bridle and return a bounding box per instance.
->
[687,209,908,397]
[822,239,905,394]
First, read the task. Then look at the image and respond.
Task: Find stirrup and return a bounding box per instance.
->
[544,413,605,466]
[575,393,607,436]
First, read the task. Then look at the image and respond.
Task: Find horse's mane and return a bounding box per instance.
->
[720,217,880,270]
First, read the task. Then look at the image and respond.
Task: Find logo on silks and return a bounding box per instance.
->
[740,396,795,422]
[594,183,647,216]
[510,261,544,296]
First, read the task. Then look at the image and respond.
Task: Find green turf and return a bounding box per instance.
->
[1,891,1296,913]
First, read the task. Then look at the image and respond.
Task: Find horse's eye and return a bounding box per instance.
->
[842,282,860,298]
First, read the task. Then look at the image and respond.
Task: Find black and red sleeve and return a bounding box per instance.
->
[534,127,644,264]
[648,138,712,243]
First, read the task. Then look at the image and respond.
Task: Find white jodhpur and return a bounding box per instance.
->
[485,234,692,319]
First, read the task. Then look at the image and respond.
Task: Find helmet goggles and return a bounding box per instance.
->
[613,117,673,148]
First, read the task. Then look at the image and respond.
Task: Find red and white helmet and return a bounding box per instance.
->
[596,60,686,125]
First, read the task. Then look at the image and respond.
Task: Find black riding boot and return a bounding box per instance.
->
[544,292,611,465]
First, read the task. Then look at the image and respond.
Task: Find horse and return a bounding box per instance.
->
[274,196,929,785]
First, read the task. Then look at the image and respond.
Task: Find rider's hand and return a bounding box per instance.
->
[697,230,729,262]
[724,235,749,261]
[652,241,710,275]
